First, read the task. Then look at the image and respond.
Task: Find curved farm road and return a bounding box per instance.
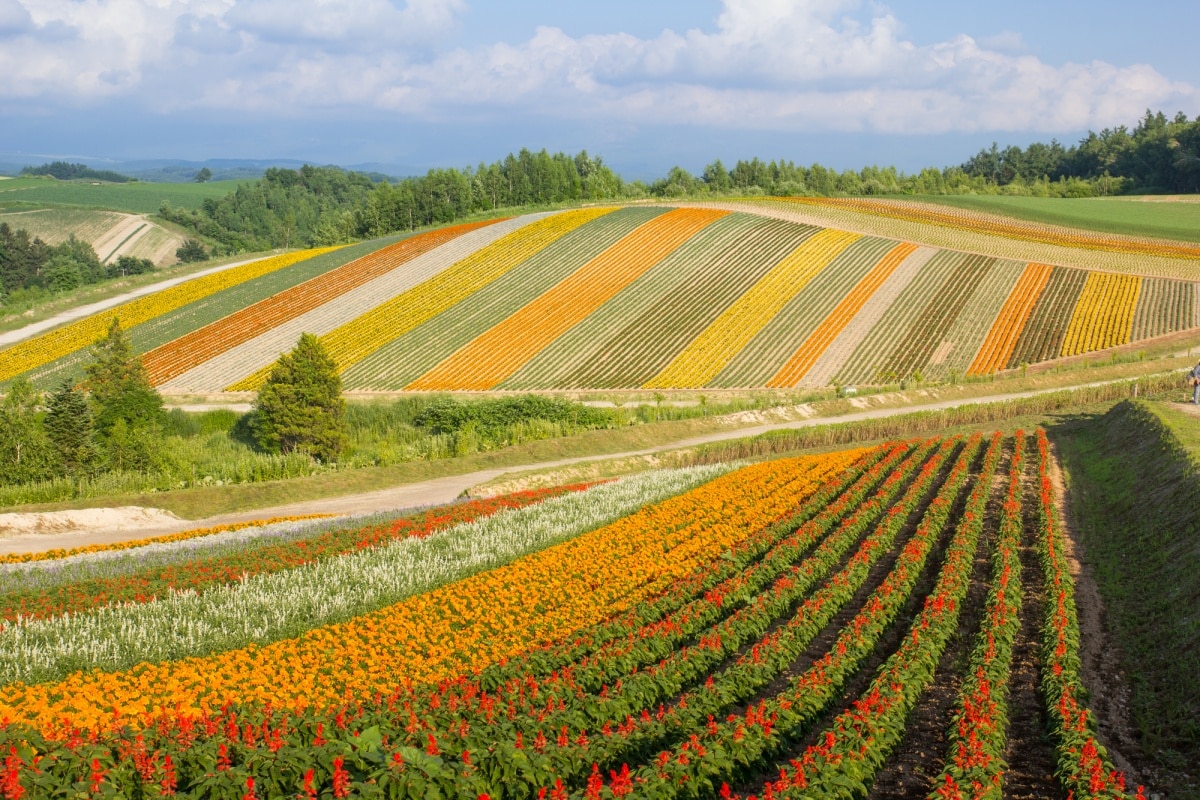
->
[0,376,1157,556]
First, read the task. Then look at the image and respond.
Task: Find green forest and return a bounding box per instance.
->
[153,109,1200,254]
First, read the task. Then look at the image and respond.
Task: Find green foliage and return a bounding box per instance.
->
[0,378,57,483]
[0,225,105,295]
[20,161,133,183]
[252,333,348,462]
[108,255,155,277]
[175,237,208,263]
[44,378,96,474]
[412,395,608,436]
[83,318,165,437]
[194,167,213,183]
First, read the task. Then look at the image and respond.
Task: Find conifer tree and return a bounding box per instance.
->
[44,378,96,474]
[252,332,347,462]
[84,318,164,436]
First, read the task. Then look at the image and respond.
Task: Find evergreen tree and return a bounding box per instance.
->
[0,379,57,484]
[44,378,95,474]
[84,318,164,437]
[252,333,347,462]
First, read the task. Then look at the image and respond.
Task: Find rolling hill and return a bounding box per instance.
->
[3,200,1199,393]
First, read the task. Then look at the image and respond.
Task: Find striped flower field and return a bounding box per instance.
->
[3,200,1199,393]
[0,436,1147,798]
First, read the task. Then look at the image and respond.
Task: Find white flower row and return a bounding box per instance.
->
[0,463,735,687]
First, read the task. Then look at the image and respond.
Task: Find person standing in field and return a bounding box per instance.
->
[1191,361,1200,404]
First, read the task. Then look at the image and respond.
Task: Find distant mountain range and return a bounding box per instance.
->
[0,157,417,183]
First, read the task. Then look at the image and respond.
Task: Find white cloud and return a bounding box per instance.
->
[0,0,1194,135]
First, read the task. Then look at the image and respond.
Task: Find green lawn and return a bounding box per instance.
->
[0,177,247,214]
[908,194,1200,243]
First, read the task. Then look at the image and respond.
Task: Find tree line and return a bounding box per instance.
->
[20,161,134,183]
[0,224,155,303]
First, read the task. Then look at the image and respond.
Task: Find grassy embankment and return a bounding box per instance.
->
[1054,399,1200,798]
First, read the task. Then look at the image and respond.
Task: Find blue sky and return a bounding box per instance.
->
[1,0,1197,177]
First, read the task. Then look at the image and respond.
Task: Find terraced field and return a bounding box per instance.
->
[0,432,1148,798]
[4,200,1199,392]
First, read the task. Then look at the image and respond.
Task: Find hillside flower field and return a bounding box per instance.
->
[4,202,1198,394]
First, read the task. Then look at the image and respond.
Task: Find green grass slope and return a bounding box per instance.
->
[1055,399,1200,796]
[0,177,246,214]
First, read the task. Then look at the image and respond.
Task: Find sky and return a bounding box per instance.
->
[1,0,1198,178]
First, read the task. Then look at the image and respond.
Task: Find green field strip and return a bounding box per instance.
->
[0,208,126,245]
[923,258,1026,380]
[551,216,823,389]
[883,254,997,380]
[1005,267,1089,368]
[500,214,800,389]
[833,248,967,385]
[13,237,408,389]
[340,208,667,390]
[710,236,899,388]
[1131,278,1197,341]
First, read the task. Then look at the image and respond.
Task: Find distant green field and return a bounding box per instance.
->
[912,194,1200,244]
[0,177,244,214]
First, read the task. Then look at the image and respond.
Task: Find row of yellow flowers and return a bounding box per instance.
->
[1060,272,1142,357]
[408,207,729,391]
[226,208,617,391]
[646,227,860,389]
[783,196,1200,260]
[0,248,340,384]
[0,449,866,734]
[0,515,333,565]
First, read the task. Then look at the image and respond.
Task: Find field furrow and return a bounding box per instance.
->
[1005,267,1088,368]
[142,220,498,385]
[1131,277,1197,341]
[834,248,967,385]
[801,245,937,387]
[883,253,998,380]
[550,215,821,389]
[968,262,1055,376]
[644,228,861,388]
[918,257,1027,381]
[406,208,728,391]
[340,208,666,389]
[1060,271,1142,356]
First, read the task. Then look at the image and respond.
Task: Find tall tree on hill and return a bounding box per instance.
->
[251,332,347,462]
[44,378,96,474]
[84,318,164,437]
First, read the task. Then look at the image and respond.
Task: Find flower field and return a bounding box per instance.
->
[4,202,1200,394]
[0,434,1149,798]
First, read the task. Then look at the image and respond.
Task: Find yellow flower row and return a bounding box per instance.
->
[783,197,1200,260]
[1060,271,1142,356]
[645,228,860,389]
[0,248,340,383]
[0,515,333,565]
[408,208,728,391]
[226,209,618,391]
[0,449,866,733]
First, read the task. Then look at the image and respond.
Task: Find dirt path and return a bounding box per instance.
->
[0,377,1151,556]
[0,256,273,347]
